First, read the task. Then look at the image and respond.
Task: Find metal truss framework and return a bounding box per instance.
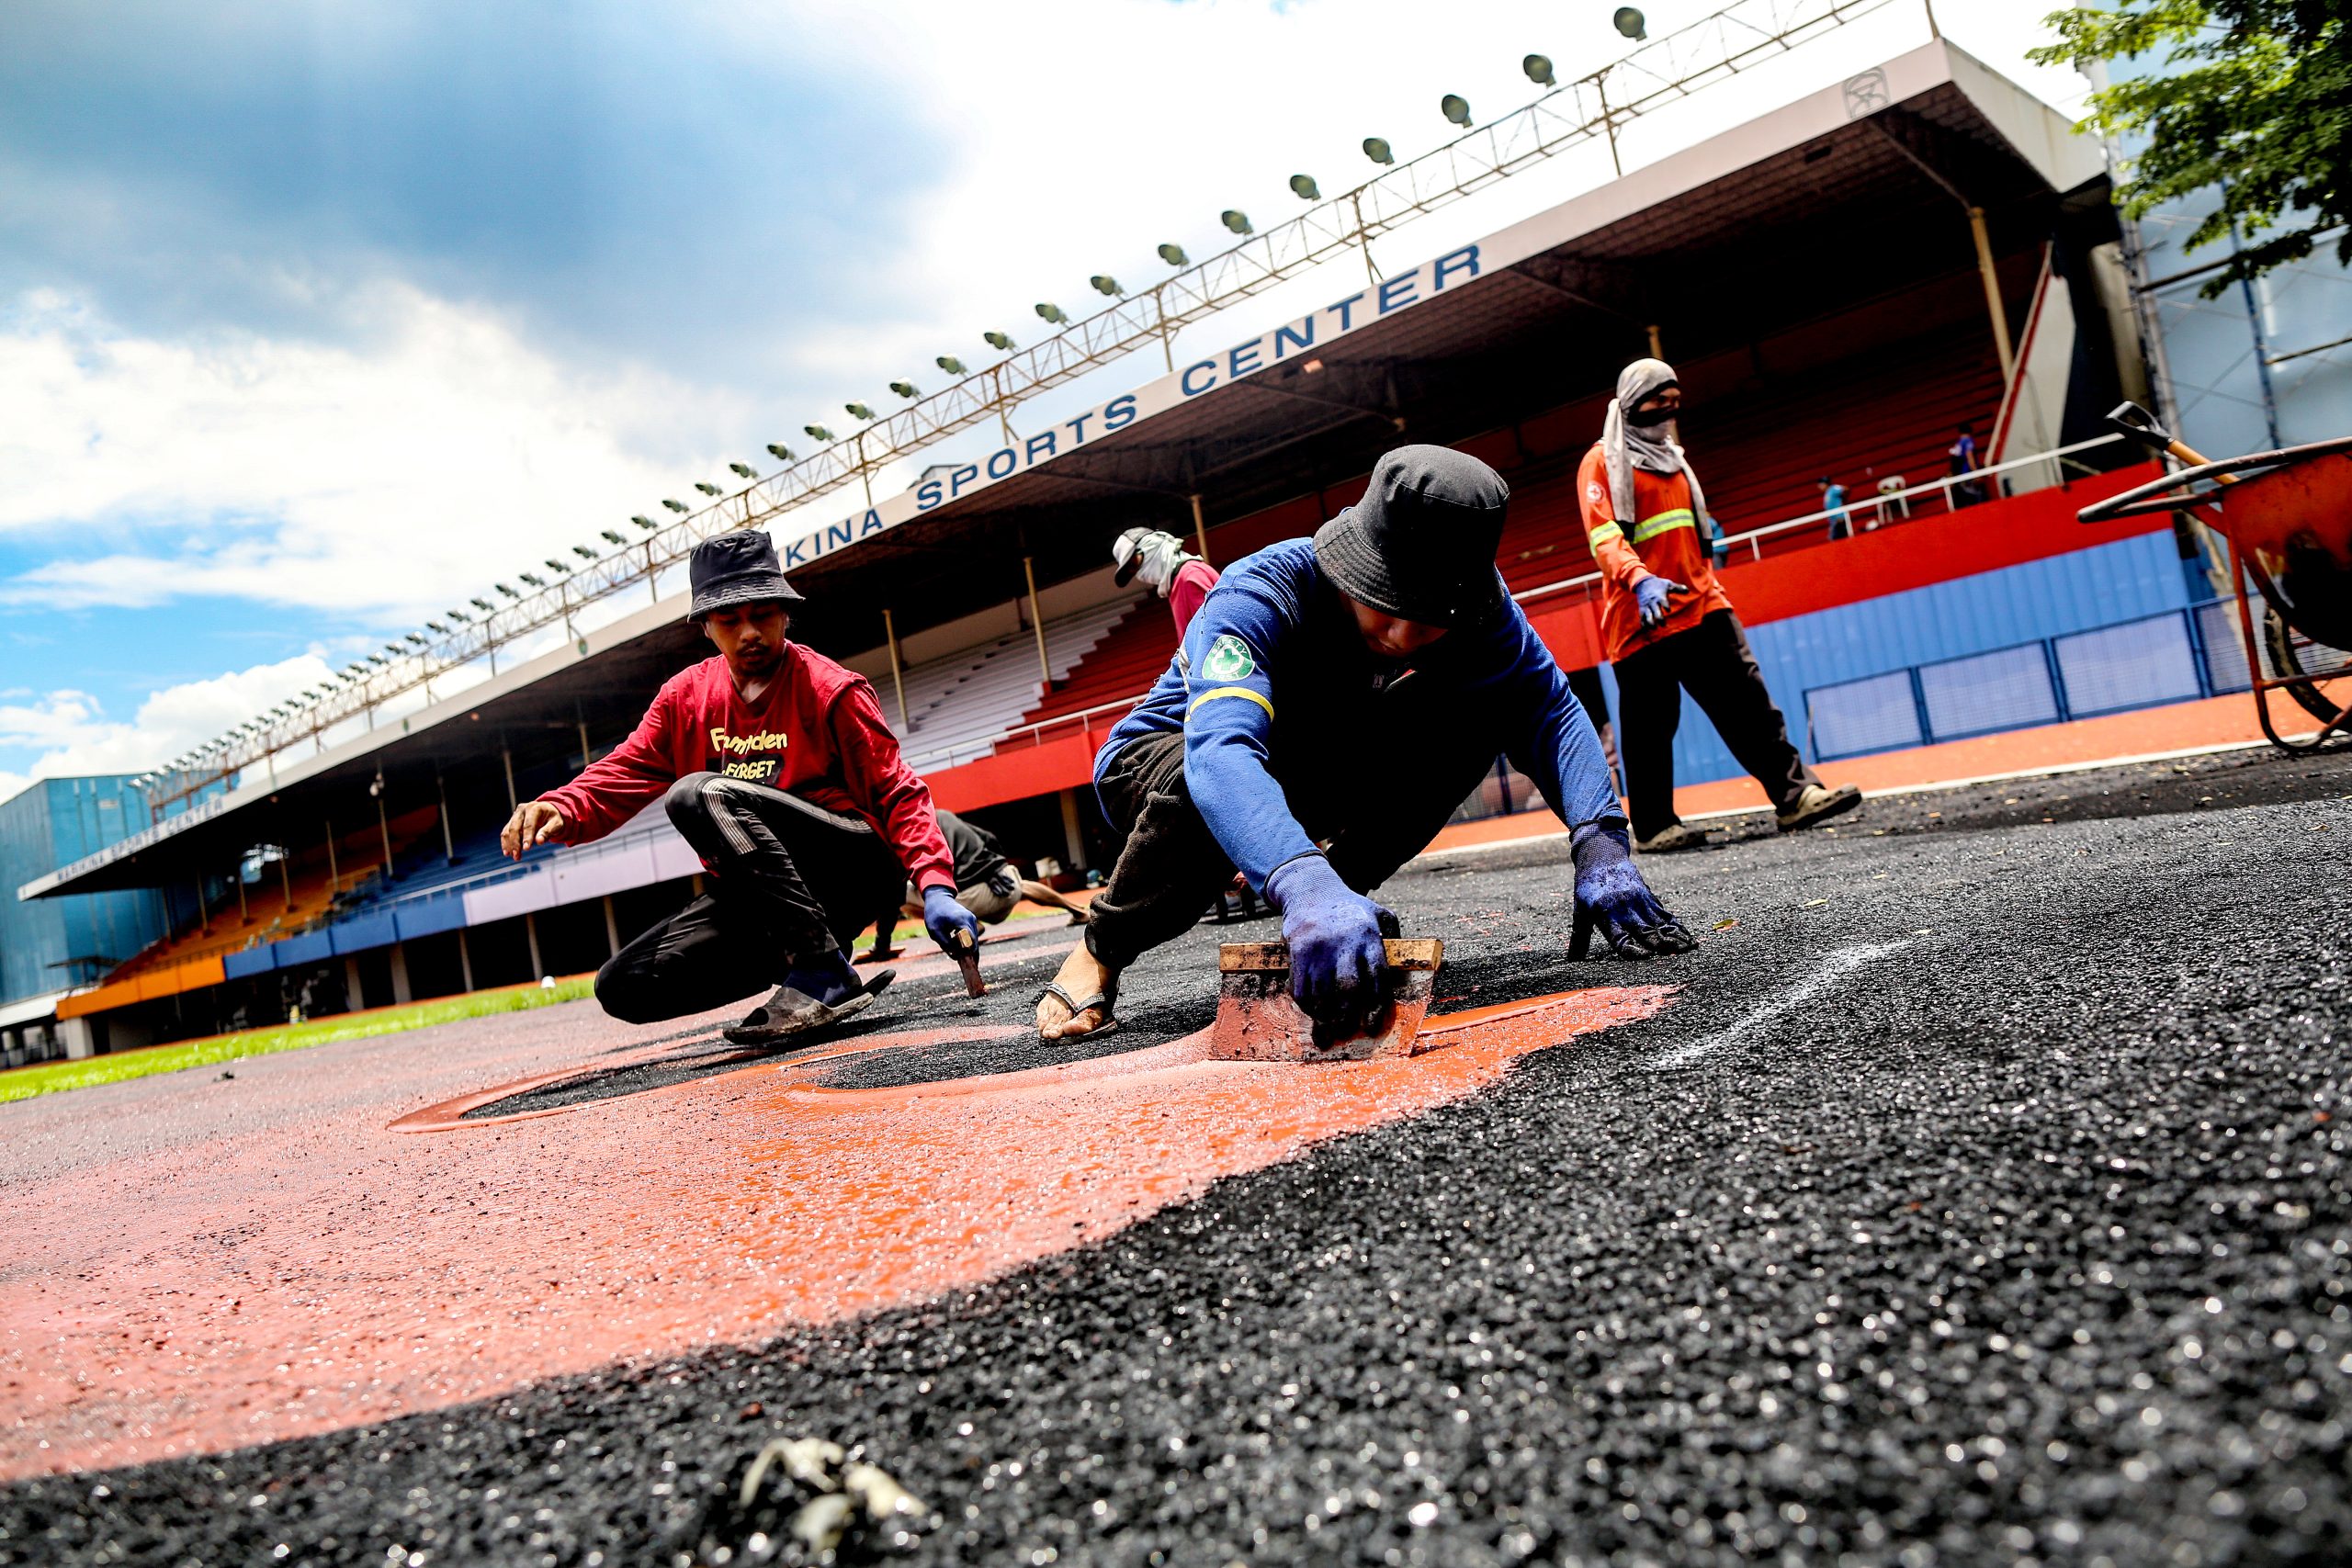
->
[145,0,1905,819]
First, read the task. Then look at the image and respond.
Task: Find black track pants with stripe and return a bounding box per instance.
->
[594,773,903,1024]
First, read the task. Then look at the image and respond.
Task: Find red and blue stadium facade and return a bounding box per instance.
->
[20,39,2209,1054]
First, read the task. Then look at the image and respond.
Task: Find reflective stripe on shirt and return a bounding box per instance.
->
[1629,508,1697,544]
[1187,685,1274,720]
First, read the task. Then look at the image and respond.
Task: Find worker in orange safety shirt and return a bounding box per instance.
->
[1577,357,1861,851]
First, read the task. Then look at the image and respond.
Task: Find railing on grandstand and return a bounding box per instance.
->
[1804,599,2252,761]
[970,435,2135,764]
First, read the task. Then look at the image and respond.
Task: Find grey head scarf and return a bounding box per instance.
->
[1600,356,1710,530]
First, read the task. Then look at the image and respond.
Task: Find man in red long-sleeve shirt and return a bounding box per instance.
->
[500,529,979,1044]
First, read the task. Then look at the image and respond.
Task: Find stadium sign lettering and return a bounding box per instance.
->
[773,243,1485,573]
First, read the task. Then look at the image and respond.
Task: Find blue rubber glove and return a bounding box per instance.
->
[1569,823,1697,960]
[1634,575,1687,630]
[922,885,982,955]
[1267,854,1396,1034]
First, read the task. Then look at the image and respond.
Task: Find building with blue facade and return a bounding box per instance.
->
[0,776,168,1063]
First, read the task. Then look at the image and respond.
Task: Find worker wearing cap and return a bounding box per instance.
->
[1578,358,1861,852]
[1112,525,1219,633]
[1036,445,1694,1043]
[501,530,980,1044]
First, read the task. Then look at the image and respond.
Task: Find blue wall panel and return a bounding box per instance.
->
[1598,533,2197,788]
[271,930,334,968]
[222,946,277,980]
[329,911,397,956]
[394,898,467,942]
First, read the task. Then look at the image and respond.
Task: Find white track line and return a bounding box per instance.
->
[1648,940,1911,1072]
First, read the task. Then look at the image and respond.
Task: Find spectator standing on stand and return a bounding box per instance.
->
[1949,424,1985,508]
[1577,357,1863,852]
[1819,477,1852,541]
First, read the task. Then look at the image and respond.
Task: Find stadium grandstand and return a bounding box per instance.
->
[16,32,2208,1057]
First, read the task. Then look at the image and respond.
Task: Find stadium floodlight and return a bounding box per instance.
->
[571,545,597,560]
[345,660,368,675]
[1288,174,1320,200]
[1523,53,1555,86]
[804,423,834,441]
[600,529,628,546]
[447,608,471,623]
[1089,275,1122,297]
[728,462,758,479]
[694,480,723,495]
[935,355,967,375]
[471,596,496,611]
[518,573,546,588]
[1034,302,1069,325]
[496,582,521,597]
[628,518,656,534]
[403,632,427,646]
[765,443,794,461]
[888,380,919,399]
[1441,94,1472,127]
[662,498,691,513]
[844,401,876,421]
[424,623,447,635]
[1157,243,1190,266]
[1221,209,1252,234]
[1363,137,1394,165]
[543,558,571,575]
[983,331,1015,351]
[381,644,404,657]
[1613,6,1646,39]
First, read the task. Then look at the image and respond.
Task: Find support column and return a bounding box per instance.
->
[1058,787,1087,875]
[278,840,293,912]
[344,955,366,1011]
[323,821,338,896]
[525,912,545,981]
[1191,494,1212,567]
[457,927,476,992]
[1969,206,2017,383]
[576,706,593,768]
[883,608,910,731]
[388,943,413,1006]
[1645,323,1664,359]
[501,743,517,813]
[57,1016,97,1061]
[376,784,394,879]
[236,867,249,924]
[436,771,455,863]
[602,895,622,960]
[1023,556,1051,688]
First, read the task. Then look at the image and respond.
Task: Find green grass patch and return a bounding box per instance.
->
[0,977,599,1104]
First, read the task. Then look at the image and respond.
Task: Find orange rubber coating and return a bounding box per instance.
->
[0,983,1668,1478]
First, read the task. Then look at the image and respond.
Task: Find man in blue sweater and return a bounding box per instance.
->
[1036,445,1694,1042]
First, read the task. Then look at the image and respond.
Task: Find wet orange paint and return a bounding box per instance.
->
[0,985,1668,1478]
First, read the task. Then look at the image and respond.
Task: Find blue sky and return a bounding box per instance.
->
[0,0,2083,801]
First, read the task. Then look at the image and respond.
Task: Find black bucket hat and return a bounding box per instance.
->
[688,529,802,618]
[1313,445,1510,627]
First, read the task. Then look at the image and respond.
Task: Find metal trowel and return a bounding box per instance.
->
[1209,938,1444,1062]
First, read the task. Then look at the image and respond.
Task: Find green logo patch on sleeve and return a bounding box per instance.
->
[1200,634,1257,682]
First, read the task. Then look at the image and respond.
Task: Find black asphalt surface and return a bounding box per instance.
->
[8,744,2352,1567]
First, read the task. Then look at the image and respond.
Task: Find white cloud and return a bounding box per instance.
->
[0,284,752,615]
[0,653,334,801]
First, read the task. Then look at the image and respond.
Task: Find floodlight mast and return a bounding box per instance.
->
[161,0,1900,804]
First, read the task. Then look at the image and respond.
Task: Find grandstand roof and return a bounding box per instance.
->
[24,38,2105,904]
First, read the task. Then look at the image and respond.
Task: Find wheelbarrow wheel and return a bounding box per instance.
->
[2260,601,2352,728]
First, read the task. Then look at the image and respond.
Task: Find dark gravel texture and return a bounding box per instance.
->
[7,745,2352,1567]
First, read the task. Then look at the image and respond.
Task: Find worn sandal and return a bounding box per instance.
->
[1035,978,1118,1041]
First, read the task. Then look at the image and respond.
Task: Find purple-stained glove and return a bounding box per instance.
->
[1267,853,1397,1035]
[1568,823,1697,959]
[1634,575,1687,629]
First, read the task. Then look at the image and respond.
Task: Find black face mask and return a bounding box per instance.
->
[1627,407,1678,431]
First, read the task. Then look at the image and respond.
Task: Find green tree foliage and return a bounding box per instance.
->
[2032,0,2347,297]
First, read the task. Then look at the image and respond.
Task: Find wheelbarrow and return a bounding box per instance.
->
[2080,402,2352,751]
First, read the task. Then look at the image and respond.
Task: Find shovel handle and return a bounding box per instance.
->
[2107,401,2234,484]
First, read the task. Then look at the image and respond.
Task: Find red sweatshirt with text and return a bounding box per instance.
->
[537,645,956,892]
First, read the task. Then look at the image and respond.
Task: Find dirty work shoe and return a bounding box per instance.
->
[723,963,892,1046]
[1635,821,1711,853]
[1777,782,1864,832]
